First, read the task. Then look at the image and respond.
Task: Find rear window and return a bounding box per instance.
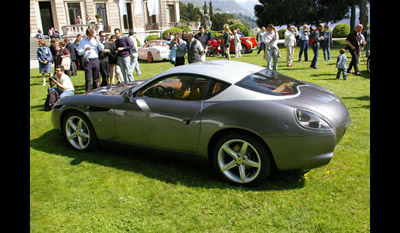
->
[235,69,303,96]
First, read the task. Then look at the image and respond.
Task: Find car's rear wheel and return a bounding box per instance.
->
[62,111,97,151]
[211,133,272,186]
[241,44,249,54]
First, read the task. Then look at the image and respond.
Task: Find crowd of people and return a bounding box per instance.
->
[255,22,369,77]
[37,27,142,98]
[36,23,370,100]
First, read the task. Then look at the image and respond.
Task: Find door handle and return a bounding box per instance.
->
[182,118,199,126]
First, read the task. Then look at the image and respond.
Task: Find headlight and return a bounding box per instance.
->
[295,109,332,130]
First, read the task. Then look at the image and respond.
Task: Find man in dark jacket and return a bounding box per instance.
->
[310,23,324,69]
[114,28,133,83]
[346,24,366,75]
[65,38,77,76]
[195,26,209,59]
[99,31,113,86]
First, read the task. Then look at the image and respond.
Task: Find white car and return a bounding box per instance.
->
[138,40,170,63]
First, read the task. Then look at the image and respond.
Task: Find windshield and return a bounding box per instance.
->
[235,69,304,96]
[144,40,168,47]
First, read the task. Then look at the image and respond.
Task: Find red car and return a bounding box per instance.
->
[207,35,257,56]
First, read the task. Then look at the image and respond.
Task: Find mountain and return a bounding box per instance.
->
[234,0,258,17]
[180,0,254,17]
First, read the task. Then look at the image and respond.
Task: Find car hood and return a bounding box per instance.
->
[140,46,169,51]
[87,80,147,96]
[286,82,350,126]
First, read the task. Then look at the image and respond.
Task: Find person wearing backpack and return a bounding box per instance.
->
[310,23,324,69]
[44,65,75,111]
[222,24,232,60]
[48,65,75,98]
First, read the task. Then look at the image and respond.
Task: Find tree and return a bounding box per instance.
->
[359,0,369,31]
[179,2,202,22]
[203,1,208,15]
[211,12,233,31]
[254,0,351,27]
[209,1,213,16]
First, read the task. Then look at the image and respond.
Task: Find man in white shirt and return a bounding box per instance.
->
[128,30,142,76]
[77,27,104,92]
[49,65,75,98]
[284,24,299,67]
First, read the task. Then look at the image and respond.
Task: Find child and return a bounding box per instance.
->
[336,48,348,80]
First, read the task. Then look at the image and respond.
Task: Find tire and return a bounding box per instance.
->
[147,52,153,63]
[367,55,370,73]
[62,111,97,151]
[211,133,272,186]
[240,44,249,54]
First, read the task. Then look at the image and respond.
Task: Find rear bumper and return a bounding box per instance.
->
[266,134,336,170]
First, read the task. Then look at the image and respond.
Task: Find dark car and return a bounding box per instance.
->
[51,61,351,186]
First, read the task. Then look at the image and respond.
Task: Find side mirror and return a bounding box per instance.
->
[123,90,132,102]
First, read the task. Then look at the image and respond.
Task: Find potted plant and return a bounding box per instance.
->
[95,14,102,24]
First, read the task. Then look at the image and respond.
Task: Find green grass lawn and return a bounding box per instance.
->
[30,42,370,232]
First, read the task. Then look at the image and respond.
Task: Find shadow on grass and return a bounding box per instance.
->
[342,95,370,109]
[31,129,306,191]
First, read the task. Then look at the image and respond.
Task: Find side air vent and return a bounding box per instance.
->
[87,106,110,112]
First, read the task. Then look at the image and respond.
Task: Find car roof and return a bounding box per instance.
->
[157,60,265,84]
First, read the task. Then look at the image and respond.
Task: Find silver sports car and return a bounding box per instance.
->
[51,60,351,185]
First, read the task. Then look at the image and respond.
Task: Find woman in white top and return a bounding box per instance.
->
[284,24,299,67]
[264,24,279,71]
[233,30,242,58]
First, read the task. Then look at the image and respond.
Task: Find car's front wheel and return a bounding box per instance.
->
[212,133,272,186]
[62,111,97,151]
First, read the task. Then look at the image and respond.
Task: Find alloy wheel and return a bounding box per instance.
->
[217,139,262,184]
[64,115,91,150]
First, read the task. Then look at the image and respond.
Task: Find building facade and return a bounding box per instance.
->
[30,0,180,42]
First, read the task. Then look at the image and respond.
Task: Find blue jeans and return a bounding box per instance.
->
[323,44,331,61]
[298,40,308,61]
[310,45,319,69]
[267,47,278,71]
[48,87,74,98]
[336,68,347,80]
[118,56,133,84]
[257,42,265,55]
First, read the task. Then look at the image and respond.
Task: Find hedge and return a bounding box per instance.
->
[145,34,160,42]
[162,27,183,40]
[229,22,249,36]
[332,24,350,38]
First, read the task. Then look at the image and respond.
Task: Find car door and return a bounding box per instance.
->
[138,42,149,60]
[114,74,210,153]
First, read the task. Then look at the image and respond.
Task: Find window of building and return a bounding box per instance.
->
[96,3,108,28]
[68,3,81,25]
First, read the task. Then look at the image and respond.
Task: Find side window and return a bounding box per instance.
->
[137,75,209,101]
[204,79,230,99]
